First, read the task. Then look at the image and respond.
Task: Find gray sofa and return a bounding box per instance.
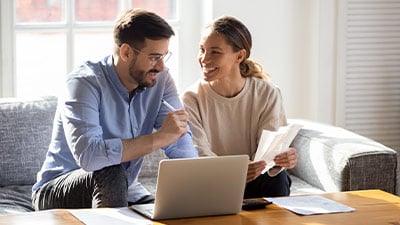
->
[0,96,398,214]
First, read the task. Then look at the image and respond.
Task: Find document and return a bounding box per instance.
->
[264,195,355,215]
[68,207,152,225]
[254,123,303,174]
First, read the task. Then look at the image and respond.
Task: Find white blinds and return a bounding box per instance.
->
[339,0,400,151]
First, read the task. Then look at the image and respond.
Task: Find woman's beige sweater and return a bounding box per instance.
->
[182,76,287,160]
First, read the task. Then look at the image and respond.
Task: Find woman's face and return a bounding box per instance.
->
[198,29,242,82]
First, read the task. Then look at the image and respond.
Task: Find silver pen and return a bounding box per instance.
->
[161,99,177,111]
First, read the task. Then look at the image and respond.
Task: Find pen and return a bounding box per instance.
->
[161,99,177,111]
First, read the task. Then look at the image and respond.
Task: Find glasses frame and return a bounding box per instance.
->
[131,46,172,67]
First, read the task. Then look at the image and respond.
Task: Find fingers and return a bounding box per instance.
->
[274,147,298,169]
[162,109,189,137]
[168,110,189,130]
[246,161,266,183]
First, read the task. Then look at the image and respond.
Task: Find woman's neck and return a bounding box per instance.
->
[208,75,246,98]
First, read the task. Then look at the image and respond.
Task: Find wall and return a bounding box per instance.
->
[0,1,3,95]
[207,0,320,121]
[0,1,15,97]
[0,0,323,122]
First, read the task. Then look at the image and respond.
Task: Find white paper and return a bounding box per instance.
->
[254,123,303,173]
[264,195,355,215]
[68,207,152,225]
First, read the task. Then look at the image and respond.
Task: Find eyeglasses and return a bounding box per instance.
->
[131,46,172,66]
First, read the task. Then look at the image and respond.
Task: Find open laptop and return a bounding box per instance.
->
[130,155,248,220]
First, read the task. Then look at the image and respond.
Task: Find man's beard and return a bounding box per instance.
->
[128,59,158,88]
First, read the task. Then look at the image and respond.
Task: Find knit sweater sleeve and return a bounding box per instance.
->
[256,83,288,142]
[256,83,288,177]
[182,86,217,157]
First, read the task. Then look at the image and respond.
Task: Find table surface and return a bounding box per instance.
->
[1,189,399,225]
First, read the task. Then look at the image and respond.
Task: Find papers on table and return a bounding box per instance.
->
[68,207,152,225]
[254,123,303,174]
[265,195,355,216]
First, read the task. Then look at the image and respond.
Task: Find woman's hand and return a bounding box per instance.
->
[246,160,266,183]
[274,147,297,169]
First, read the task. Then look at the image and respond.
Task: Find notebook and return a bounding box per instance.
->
[130,155,249,220]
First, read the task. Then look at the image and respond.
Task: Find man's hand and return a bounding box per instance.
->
[158,109,189,145]
[246,160,266,183]
[274,147,297,169]
[121,109,190,162]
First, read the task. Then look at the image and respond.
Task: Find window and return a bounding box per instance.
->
[1,0,197,97]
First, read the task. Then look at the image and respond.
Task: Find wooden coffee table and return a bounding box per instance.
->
[0,189,399,225]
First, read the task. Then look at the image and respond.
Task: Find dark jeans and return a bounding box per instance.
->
[244,170,291,198]
[32,165,129,210]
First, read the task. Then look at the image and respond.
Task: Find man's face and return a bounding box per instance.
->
[128,39,171,88]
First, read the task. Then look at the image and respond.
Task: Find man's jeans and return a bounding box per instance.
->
[32,165,128,210]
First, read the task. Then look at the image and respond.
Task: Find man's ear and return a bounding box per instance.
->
[119,43,132,62]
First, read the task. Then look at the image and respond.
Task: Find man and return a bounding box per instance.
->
[32,9,198,210]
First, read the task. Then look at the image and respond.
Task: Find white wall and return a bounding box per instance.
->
[1,0,326,122]
[204,0,321,121]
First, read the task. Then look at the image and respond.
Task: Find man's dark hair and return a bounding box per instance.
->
[113,8,175,54]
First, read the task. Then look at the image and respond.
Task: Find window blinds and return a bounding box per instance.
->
[339,0,400,151]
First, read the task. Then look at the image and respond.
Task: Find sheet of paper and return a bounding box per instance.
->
[264,195,355,215]
[68,207,152,225]
[254,123,303,173]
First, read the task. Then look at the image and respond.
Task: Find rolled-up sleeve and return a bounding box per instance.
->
[164,131,199,158]
[62,76,124,171]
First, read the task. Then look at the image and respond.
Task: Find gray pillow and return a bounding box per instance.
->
[0,96,57,186]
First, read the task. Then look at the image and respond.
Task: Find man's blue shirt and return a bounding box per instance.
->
[32,55,198,202]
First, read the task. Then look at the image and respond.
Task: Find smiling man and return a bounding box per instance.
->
[32,9,198,210]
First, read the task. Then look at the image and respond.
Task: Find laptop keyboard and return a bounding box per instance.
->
[131,203,155,218]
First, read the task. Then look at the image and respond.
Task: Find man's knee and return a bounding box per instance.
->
[92,164,128,207]
[94,164,127,182]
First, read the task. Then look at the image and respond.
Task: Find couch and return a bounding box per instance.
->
[0,96,398,214]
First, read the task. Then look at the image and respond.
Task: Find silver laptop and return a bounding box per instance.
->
[130,155,248,220]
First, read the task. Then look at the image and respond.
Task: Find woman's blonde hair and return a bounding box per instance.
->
[209,16,269,80]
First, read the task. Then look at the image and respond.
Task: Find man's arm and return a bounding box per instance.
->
[121,109,193,161]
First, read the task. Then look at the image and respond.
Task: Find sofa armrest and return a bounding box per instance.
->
[288,119,397,194]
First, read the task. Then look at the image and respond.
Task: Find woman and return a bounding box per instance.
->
[182,16,297,198]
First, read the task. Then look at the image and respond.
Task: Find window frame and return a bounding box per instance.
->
[0,0,203,97]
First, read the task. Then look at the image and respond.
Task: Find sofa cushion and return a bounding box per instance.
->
[0,96,57,186]
[138,148,167,194]
[289,175,324,195]
[0,185,33,214]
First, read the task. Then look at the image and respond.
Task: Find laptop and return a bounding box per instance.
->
[130,155,249,220]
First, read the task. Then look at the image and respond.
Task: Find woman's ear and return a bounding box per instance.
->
[119,43,132,62]
[236,49,247,63]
